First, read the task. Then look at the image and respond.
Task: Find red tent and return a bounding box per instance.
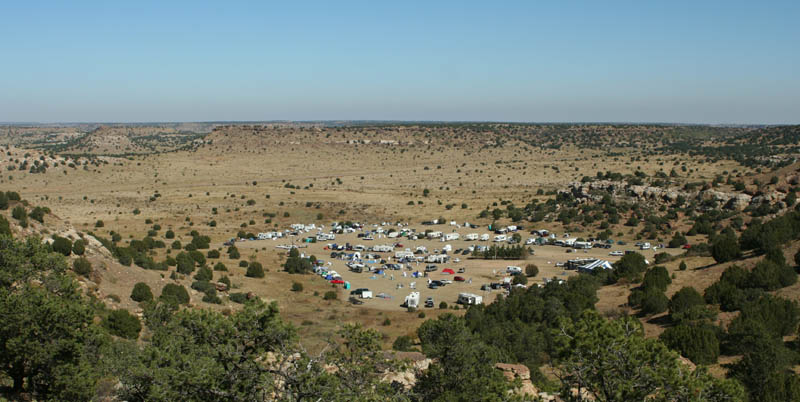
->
[442,268,455,275]
[330,279,345,284]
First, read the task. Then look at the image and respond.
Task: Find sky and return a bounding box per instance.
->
[0,1,798,124]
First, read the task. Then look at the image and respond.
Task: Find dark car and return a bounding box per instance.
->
[350,288,369,296]
[425,265,438,272]
[425,297,434,308]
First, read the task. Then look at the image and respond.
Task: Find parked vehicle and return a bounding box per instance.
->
[454,276,465,282]
[425,297,434,308]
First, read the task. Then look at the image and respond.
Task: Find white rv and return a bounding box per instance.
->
[404,292,420,308]
[457,293,483,305]
[640,242,651,250]
[465,233,479,241]
[574,241,593,249]
[480,234,490,241]
[506,266,522,274]
[372,244,394,253]
[442,233,460,241]
[427,231,443,239]
[493,234,507,242]
[395,250,414,259]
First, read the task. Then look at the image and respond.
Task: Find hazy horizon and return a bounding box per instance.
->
[2,1,798,124]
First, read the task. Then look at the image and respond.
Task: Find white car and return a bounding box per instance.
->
[609,251,624,256]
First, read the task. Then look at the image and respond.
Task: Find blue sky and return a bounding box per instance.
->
[1,1,798,123]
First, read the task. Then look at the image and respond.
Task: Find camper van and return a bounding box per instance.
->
[457,293,483,305]
[493,234,507,242]
[465,233,479,241]
[506,266,522,274]
[443,233,460,241]
[404,292,420,309]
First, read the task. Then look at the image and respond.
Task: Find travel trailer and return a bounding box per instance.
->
[457,293,483,305]
[493,234,507,242]
[404,292,420,308]
[443,233,460,241]
[465,233,479,241]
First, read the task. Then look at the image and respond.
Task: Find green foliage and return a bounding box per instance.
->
[0,192,7,210]
[72,257,92,276]
[229,292,248,304]
[474,244,527,259]
[323,290,337,300]
[640,288,669,315]
[213,262,227,271]
[669,286,705,318]
[553,310,745,401]
[291,282,303,292]
[206,249,220,259]
[246,261,265,278]
[711,232,740,263]
[525,264,539,277]
[0,215,10,236]
[679,261,687,271]
[641,265,671,292]
[131,282,153,302]
[165,229,175,239]
[727,333,800,402]
[668,232,688,248]
[749,258,797,291]
[415,314,513,400]
[659,323,720,365]
[160,283,190,305]
[284,249,313,274]
[194,265,213,282]
[611,252,648,283]
[51,235,73,256]
[175,251,195,275]
[71,239,86,255]
[511,273,528,286]
[103,309,142,340]
[227,245,240,259]
[392,335,414,351]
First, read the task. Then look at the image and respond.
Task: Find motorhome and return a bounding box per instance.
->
[404,292,420,308]
[506,266,522,274]
[426,254,450,264]
[493,234,507,242]
[465,233,479,241]
[372,244,394,253]
[574,241,593,249]
[480,234,490,241]
[442,233,460,241]
[457,293,483,305]
[427,231,443,239]
[395,250,414,259]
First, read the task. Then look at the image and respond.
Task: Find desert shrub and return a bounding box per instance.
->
[749,259,796,291]
[11,205,26,221]
[659,323,720,365]
[194,266,213,282]
[393,335,414,351]
[130,282,153,302]
[291,282,303,292]
[103,309,142,340]
[188,250,206,266]
[382,318,391,326]
[641,266,671,292]
[171,240,182,250]
[0,192,7,210]
[165,229,175,239]
[95,220,104,228]
[176,252,195,275]
[228,246,240,259]
[439,301,448,309]
[512,274,528,286]
[51,236,72,256]
[239,260,249,267]
[525,264,539,277]
[640,288,669,315]
[28,207,46,223]
[323,291,337,300]
[160,283,190,305]
[72,257,92,276]
[653,252,671,264]
[0,216,10,236]
[213,262,227,271]
[246,262,264,278]
[668,287,705,317]
[229,292,248,304]
[711,233,740,264]
[207,249,220,259]
[678,261,687,271]
[668,232,687,248]
[72,239,86,256]
[611,252,648,283]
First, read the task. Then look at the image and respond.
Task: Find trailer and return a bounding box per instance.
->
[442,233,460,241]
[404,292,420,309]
[480,233,490,241]
[493,234,507,242]
[465,233,479,241]
[457,293,483,305]
[427,231,443,239]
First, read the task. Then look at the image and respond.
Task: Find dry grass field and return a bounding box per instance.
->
[1,123,798,352]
